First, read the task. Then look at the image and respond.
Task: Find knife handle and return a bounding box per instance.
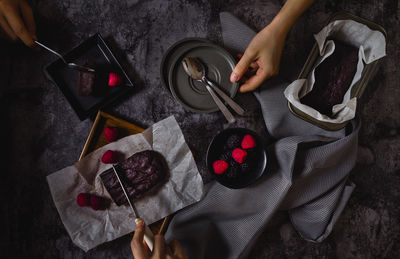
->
[135,218,155,252]
[144,225,154,251]
[205,78,245,115]
[202,79,236,123]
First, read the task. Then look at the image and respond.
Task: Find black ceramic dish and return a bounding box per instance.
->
[206,128,267,189]
[45,33,134,120]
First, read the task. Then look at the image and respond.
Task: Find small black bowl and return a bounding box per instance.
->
[206,128,267,189]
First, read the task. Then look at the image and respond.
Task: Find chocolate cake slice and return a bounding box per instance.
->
[100,150,166,206]
[301,41,359,116]
[77,61,95,96]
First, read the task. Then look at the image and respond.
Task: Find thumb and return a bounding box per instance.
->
[132,219,146,247]
[230,50,255,82]
[131,219,148,258]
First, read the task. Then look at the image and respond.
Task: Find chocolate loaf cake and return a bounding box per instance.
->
[301,41,359,116]
[100,150,166,206]
[77,61,95,96]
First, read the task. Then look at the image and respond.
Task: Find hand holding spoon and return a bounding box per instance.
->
[35,41,95,73]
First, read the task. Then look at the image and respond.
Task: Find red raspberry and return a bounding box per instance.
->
[241,134,256,149]
[90,196,103,211]
[104,126,118,142]
[101,150,117,164]
[212,160,229,175]
[232,148,247,163]
[108,73,123,87]
[77,193,90,207]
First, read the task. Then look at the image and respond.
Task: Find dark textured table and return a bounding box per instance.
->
[1,0,399,258]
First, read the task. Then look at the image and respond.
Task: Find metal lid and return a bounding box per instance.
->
[160,38,209,93]
[167,42,239,113]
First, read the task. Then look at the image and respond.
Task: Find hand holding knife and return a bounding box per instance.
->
[111,165,155,251]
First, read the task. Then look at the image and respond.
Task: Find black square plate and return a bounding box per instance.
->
[45,33,134,120]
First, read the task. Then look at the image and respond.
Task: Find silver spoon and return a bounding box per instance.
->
[35,41,95,73]
[182,57,242,123]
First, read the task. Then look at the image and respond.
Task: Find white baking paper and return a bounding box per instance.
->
[47,116,204,251]
[284,19,386,123]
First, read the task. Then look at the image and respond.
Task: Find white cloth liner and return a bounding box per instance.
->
[47,116,204,251]
[284,19,386,124]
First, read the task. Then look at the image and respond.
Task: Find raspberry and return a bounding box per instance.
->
[77,193,90,207]
[90,196,103,211]
[232,148,247,164]
[104,126,118,142]
[108,73,123,87]
[241,134,257,149]
[213,160,229,175]
[101,150,117,164]
[225,134,242,149]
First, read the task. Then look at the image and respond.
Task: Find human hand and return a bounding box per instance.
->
[230,24,287,93]
[131,220,188,259]
[0,0,38,49]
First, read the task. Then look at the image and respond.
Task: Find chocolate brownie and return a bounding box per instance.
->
[100,150,166,206]
[301,41,359,116]
[77,61,95,96]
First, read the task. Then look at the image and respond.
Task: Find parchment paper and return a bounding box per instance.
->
[47,116,204,251]
[284,19,386,123]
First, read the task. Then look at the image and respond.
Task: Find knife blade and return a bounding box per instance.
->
[112,165,154,251]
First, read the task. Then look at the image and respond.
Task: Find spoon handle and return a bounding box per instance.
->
[203,80,235,123]
[35,41,67,64]
[205,79,245,116]
[67,63,96,73]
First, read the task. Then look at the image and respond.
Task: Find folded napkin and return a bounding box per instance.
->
[165,12,360,259]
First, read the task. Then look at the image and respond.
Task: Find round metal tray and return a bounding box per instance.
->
[167,42,239,113]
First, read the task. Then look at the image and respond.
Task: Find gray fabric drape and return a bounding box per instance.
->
[165,12,359,259]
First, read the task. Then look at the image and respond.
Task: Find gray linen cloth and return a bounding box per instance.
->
[165,12,359,259]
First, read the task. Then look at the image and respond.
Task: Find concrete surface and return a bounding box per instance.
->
[0,0,399,258]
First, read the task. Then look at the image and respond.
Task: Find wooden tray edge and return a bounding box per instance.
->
[79,111,102,160]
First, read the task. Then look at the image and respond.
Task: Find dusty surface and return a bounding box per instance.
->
[0,0,399,258]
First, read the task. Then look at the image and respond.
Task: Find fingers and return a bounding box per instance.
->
[131,219,148,259]
[19,1,36,38]
[168,240,188,259]
[239,67,271,93]
[152,235,166,258]
[237,53,259,71]
[131,225,187,259]
[0,13,17,41]
[0,1,36,48]
[230,49,256,83]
